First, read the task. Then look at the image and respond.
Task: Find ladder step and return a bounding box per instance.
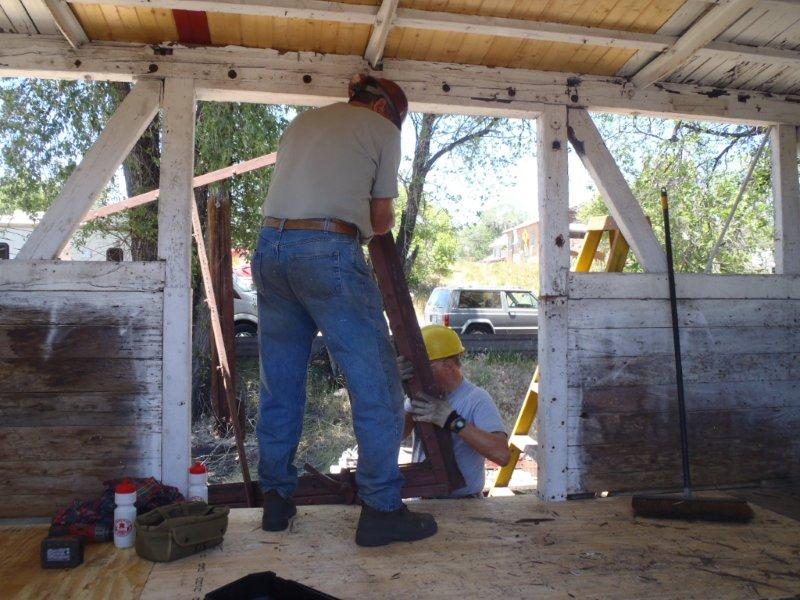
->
[509,435,537,453]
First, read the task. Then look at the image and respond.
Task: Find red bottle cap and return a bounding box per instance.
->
[115,479,136,494]
[189,461,207,474]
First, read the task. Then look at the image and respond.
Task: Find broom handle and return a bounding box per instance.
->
[661,188,692,496]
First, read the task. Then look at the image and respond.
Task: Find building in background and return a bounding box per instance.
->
[487,208,589,263]
[0,210,129,260]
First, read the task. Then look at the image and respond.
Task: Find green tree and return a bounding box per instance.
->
[578,115,773,273]
[393,193,457,289]
[397,113,532,275]
[458,204,526,261]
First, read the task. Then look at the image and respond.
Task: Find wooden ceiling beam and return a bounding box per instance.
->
[2,35,800,124]
[42,0,89,48]
[364,0,399,69]
[64,0,800,71]
[631,0,759,88]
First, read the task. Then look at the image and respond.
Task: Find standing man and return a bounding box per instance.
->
[253,75,438,547]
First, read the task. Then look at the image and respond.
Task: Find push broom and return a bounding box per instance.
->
[631,188,754,523]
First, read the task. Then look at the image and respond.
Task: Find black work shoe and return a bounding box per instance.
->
[355,503,438,547]
[262,490,297,532]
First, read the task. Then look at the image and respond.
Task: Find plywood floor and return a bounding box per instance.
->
[3,495,800,599]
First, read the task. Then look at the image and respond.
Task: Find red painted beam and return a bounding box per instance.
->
[173,9,212,45]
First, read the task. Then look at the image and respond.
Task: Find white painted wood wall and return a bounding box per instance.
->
[565,272,800,494]
[0,261,165,517]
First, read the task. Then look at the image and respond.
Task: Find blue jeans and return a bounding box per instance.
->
[251,225,405,511]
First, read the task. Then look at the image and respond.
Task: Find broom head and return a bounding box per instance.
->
[632,494,754,523]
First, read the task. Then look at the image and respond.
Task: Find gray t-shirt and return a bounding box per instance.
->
[262,102,402,241]
[412,378,507,498]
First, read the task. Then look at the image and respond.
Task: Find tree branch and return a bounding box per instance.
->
[423,120,500,173]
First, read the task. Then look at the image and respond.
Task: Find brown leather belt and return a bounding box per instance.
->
[263,217,359,238]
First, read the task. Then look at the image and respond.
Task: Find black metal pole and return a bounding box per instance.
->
[661,188,692,496]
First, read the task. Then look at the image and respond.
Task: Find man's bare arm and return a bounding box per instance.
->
[371,197,395,235]
[458,426,510,467]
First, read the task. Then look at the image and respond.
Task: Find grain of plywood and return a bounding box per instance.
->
[140,497,800,599]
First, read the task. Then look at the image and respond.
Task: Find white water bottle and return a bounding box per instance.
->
[113,479,137,549]
[188,462,208,502]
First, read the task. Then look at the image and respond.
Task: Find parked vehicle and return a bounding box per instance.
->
[233,269,258,337]
[424,287,538,335]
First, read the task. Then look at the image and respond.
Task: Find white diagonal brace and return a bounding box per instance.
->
[567,108,667,272]
[364,0,399,68]
[43,0,89,48]
[631,0,758,88]
[16,79,161,260]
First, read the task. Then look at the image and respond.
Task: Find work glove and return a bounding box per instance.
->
[396,355,414,381]
[409,392,454,429]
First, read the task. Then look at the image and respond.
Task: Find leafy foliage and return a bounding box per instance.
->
[393,190,457,289]
[578,114,774,273]
[0,79,122,216]
[397,113,533,275]
[195,101,289,251]
[0,80,289,258]
[457,204,526,261]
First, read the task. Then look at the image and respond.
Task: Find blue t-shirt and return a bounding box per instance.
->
[411,378,507,497]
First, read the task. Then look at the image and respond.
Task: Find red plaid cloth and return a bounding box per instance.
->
[52,477,185,528]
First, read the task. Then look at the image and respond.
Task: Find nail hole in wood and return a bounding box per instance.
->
[442,83,451,92]
[148,63,158,73]
[303,74,312,84]
[228,69,237,79]
[74,59,82,68]
[552,140,561,150]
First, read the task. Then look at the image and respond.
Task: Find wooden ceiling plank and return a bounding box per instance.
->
[38,0,89,48]
[364,0,399,67]
[631,0,759,88]
[0,6,14,32]
[2,0,37,33]
[63,0,800,75]
[22,0,60,34]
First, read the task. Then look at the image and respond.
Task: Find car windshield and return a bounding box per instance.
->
[233,273,255,293]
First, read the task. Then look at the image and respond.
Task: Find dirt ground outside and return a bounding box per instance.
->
[192,351,536,484]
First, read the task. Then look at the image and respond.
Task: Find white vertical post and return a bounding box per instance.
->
[536,105,570,502]
[771,125,800,274]
[158,78,196,495]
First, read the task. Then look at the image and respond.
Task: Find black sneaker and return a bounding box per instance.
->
[355,503,438,547]
[262,490,297,532]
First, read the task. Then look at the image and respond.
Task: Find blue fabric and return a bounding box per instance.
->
[412,378,507,497]
[252,225,405,511]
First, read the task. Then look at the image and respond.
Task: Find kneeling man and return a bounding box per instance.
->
[400,325,511,498]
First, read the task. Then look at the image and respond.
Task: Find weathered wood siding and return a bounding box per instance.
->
[0,261,164,517]
[567,273,800,494]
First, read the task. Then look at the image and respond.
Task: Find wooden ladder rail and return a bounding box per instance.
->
[490,215,630,493]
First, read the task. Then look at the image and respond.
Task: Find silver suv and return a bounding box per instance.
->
[424,287,538,335]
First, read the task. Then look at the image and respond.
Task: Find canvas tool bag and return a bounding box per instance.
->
[135,501,229,562]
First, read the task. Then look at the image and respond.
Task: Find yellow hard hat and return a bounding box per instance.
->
[421,324,465,361]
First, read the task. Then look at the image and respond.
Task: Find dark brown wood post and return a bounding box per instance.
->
[207,184,242,434]
[368,233,465,494]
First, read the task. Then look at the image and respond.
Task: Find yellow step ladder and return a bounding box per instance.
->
[490,215,632,493]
